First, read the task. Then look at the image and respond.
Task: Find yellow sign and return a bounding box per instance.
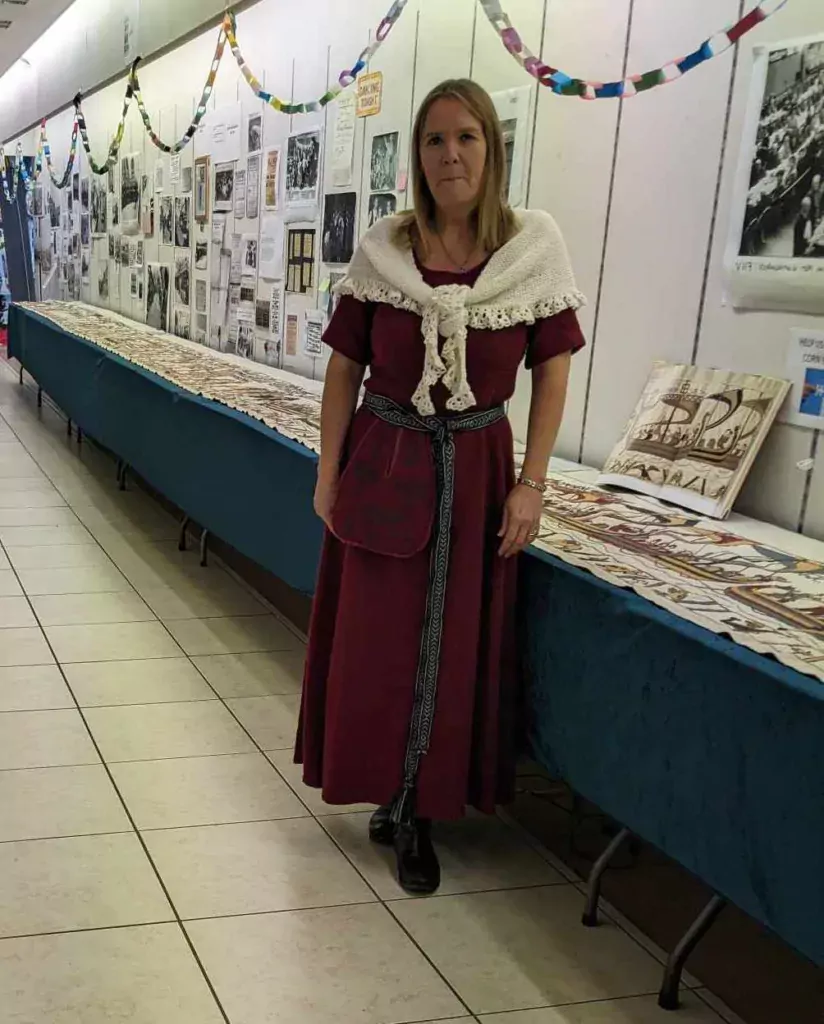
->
[356,72,383,118]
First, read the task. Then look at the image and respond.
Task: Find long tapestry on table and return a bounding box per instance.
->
[15,301,824,683]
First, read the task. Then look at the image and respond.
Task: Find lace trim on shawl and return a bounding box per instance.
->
[335,279,587,330]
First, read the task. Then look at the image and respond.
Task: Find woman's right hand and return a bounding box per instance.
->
[314,469,339,530]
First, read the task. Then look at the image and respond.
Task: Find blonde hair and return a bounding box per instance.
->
[397,78,518,255]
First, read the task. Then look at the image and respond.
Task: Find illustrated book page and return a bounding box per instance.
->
[598,361,790,519]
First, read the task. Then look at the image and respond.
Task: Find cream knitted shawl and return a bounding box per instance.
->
[336,208,585,416]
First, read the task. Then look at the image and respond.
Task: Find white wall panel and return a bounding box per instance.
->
[413,0,476,112]
[694,2,823,533]
[581,0,742,470]
[509,0,631,456]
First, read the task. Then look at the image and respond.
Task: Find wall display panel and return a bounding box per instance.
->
[510,0,630,456]
[413,0,475,114]
[581,0,743,472]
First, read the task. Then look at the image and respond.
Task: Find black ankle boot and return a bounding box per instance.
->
[368,804,395,846]
[394,819,440,895]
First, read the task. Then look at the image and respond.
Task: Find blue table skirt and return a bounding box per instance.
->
[10,304,823,968]
[521,551,824,967]
[9,305,324,595]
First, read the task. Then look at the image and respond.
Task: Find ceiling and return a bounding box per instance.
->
[0,0,75,80]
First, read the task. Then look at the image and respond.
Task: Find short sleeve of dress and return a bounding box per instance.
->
[525,308,586,370]
[322,295,373,366]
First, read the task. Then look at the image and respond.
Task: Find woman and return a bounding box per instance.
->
[296,79,585,895]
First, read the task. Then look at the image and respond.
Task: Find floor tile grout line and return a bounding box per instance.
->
[1,365,731,1024]
[0,410,235,1024]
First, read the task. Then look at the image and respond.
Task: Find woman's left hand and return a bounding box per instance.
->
[498,484,543,558]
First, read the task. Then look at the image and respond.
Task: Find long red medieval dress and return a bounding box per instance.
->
[296,259,585,821]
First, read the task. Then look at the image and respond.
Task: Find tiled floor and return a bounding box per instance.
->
[0,361,749,1024]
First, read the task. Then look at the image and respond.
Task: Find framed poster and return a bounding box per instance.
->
[726,35,824,313]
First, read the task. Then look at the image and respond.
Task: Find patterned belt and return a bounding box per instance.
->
[362,391,507,824]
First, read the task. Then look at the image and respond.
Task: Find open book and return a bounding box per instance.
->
[598,362,789,519]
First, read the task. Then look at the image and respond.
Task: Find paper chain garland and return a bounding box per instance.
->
[1,0,787,197]
[480,0,790,99]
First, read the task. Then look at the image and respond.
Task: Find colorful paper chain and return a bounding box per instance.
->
[1,0,785,196]
[480,0,789,98]
[227,0,409,114]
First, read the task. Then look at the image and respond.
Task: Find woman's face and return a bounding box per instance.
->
[419,97,488,216]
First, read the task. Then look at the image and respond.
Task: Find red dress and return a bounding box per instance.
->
[296,261,585,821]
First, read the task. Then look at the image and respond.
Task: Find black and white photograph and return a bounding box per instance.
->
[108,234,116,259]
[130,271,140,299]
[195,240,209,270]
[181,165,193,194]
[248,113,263,155]
[91,178,107,236]
[243,236,258,272]
[727,36,824,313]
[108,165,116,195]
[175,195,192,249]
[30,185,44,218]
[120,153,141,234]
[286,130,322,205]
[368,192,397,227]
[214,163,235,212]
[140,175,154,236]
[160,196,174,246]
[98,263,109,302]
[110,194,120,229]
[196,278,207,314]
[146,264,171,332]
[72,173,80,203]
[322,191,357,264]
[135,239,145,268]
[80,215,90,248]
[81,250,90,284]
[237,320,255,359]
[80,177,90,212]
[48,193,60,228]
[370,131,399,192]
[255,297,271,330]
[174,308,191,340]
[175,254,191,308]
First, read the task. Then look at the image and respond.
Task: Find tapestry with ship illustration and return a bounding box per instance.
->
[13,302,824,682]
[599,362,790,519]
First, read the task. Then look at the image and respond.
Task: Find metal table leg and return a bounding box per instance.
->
[582,827,631,927]
[66,418,72,437]
[200,529,210,568]
[179,516,190,552]
[37,387,42,408]
[18,365,23,385]
[658,894,726,1011]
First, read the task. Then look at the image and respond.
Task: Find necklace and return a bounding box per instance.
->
[436,231,478,273]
